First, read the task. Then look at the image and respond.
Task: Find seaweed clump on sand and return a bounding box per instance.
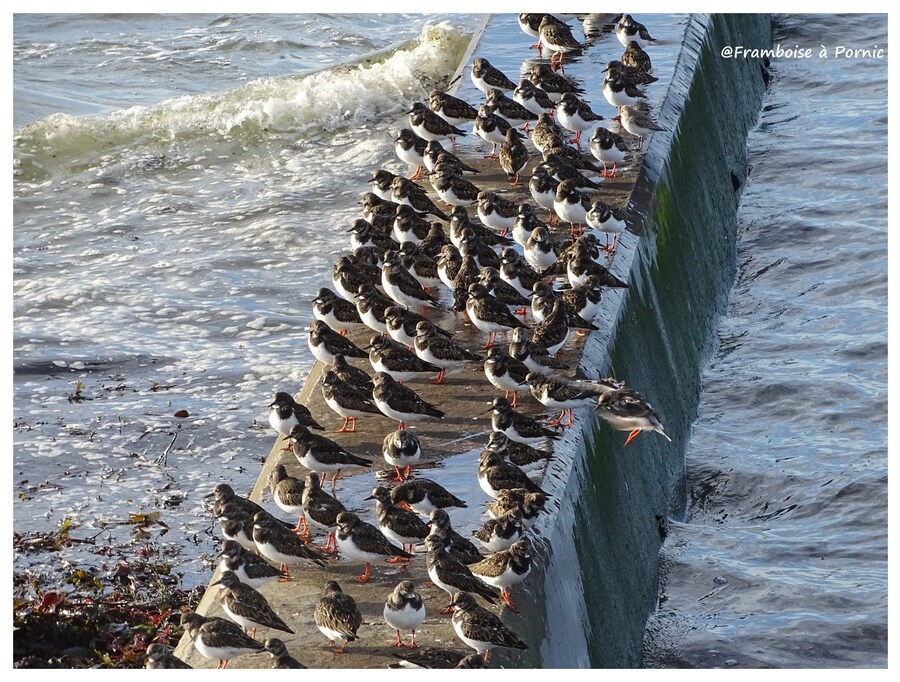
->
[13,522,204,668]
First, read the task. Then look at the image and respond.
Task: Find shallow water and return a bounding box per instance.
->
[642,13,887,668]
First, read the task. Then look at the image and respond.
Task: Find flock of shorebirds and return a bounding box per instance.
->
[153,13,672,670]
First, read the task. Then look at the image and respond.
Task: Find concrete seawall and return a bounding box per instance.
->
[175,13,771,669]
[523,13,772,668]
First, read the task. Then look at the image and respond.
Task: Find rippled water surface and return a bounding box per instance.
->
[643,14,887,668]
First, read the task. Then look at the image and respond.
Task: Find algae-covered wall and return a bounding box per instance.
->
[522,14,773,668]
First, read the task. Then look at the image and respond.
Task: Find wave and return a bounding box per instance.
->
[13,21,470,176]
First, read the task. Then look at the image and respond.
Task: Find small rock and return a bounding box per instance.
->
[713,576,728,585]
[174,409,189,418]
[726,659,737,667]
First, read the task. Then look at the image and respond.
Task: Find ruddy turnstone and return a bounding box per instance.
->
[499,248,541,299]
[180,612,264,669]
[408,101,467,143]
[450,255,480,311]
[361,192,406,228]
[371,169,401,202]
[509,326,570,374]
[459,228,500,270]
[542,137,604,173]
[268,391,323,437]
[471,57,517,94]
[384,303,447,349]
[331,353,374,394]
[302,472,346,553]
[473,103,514,159]
[423,140,479,175]
[399,242,441,290]
[475,190,518,235]
[499,127,530,185]
[429,167,481,208]
[553,179,592,238]
[526,371,606,427]
[218,539,286,588]
[212,482,271,521]
[555,92,604,146]
[528,63,584,102]
[308,319,367,366]
[486,87,539,130]
[595,387,672,446]
[427,508,484,565]
[436,243,462,291]
[524,226,561,273]
[486,489,548,528]
[314,581,362,652]
[383,427,421,481]
[313,286,364,336]
[518,13,549,54]
[262,638,306,669]
[145,642,192,669]
[539,14,584,74]
[321,369,384,434]
[333,253,380,302]
[530,113,567,155]
[585,199,627,251]
[540,157,603,192]
[484,346,530,406]
[478,266,531,310]
[395,128,429,180]
[388,647,468,669]
[514,78,557,118]
[384,580,426,648]
[477,449,548,499]
[531,281,559,324]
[472,508,526,552]
[335,511,413,583]
[268,464,306,533]
[425,535,500,611]
[289,423,373,488]
[604,59,658,85]
[486,431,554,473]
[391,477,467,516]
[532,300,587,356]
[372,371,445,428]
[420,221,449,257]
[589,126,630,178]
[451,204,513,248]
[213,570,294,638]
[616,104,667,150]
[392,176,450,221]
[467,283,526,349]
[393,204,432,245]
[429,89,479,127]
[216,503,258,553]
[252,510,327,579]
[450,592,528,660]
[616,14,657,48]
[414,320,482,384]
[603,75,647,110]
[468,539,533,612]
[490,396,560,446]
[560,274,604,321]
[566,251,629,289]
[355,283,394,335]
[382,249,440,309]
[621,40,653,74]
[528,169,560,227]
[369,485,430,556]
